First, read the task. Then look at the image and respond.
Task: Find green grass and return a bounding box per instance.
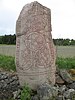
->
[56,57,75,69]
[0,54,75,71]
[20,84,31,100]
[0,54,16,71]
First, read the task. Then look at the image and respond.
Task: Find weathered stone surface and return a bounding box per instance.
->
[67,82,75,89]
[68,69,75,81]
[1,69,75,100]
[37,83,58,100]
[16,1,56,89]
[0,71,20,100]
[56,74,65,84]
[63,89,75,99]
[31,95,39,100]
[58,85,67,95]
[68,69,75,75]
[59,69,73,84]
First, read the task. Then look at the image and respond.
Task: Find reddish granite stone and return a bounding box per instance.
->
[16,1,56,89]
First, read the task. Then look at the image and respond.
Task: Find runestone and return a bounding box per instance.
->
[16,1,56,89]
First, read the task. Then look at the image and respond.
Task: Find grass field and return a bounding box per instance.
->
[56,57,75,69]
[0,54,16,71]
[56,46,75,58]
[0,45,75,58]
[0,45,15,57]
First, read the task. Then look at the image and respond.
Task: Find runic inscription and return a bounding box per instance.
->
[16,1,56,89]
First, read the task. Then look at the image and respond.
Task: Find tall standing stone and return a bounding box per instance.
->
[16,1,56,89]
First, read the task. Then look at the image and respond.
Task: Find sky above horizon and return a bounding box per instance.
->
[0,0,75,39]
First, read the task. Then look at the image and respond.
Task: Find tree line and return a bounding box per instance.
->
[53,38,75,46]
[0,34,75,45]
[0,34,16,44]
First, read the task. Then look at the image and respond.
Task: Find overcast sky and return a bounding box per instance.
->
[0,0,75,39]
